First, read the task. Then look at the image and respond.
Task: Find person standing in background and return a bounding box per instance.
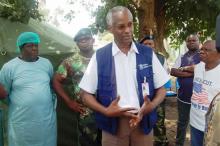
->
[140,35,169,73]
[53,28,100,146]
[170,34,200,146]
[190,40,220,146]
[0,32,57,146]
[79,6,169,146]
[140,35,169,146]
[203,14,220,146]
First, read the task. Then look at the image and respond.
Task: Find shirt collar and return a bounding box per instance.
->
[112,40,139,56]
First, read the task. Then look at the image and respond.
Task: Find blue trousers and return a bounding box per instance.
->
[175,100,191,146]
[190,126,204,146]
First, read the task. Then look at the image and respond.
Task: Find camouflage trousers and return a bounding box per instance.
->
[57,97,101,146]
[79,112,102,146]
[153,99,169,146]
[57,97,80,146]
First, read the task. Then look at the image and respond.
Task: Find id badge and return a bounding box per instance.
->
[142,77,149,97]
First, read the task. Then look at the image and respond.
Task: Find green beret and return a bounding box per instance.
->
[74,28,93,42]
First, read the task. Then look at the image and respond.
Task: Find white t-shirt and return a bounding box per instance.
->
[79,41,170,110]
[190,62,220,131]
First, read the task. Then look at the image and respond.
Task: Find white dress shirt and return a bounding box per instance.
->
[79,41,169,110]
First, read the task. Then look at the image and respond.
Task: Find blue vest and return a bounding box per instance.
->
[96,43,157,135]
[177,51,200,103]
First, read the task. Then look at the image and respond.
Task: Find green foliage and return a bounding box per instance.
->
[91,1,127,33]
[165,0,220,48]
[92,0,220,48]
[217,0,220,9]
[91,0,139,38]
[63,0,97,24]
[0,0,42,23]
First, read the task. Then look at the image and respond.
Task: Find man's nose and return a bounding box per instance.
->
[125,26,131,33]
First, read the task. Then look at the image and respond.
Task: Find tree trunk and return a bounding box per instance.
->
[155,1,167,56]
[135,0,167,55]
[137,0,156,39]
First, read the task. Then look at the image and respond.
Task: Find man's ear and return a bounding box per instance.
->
[107,25,113,33]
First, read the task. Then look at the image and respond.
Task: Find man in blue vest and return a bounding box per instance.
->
[79,6,169,146]
[170,34,200,146]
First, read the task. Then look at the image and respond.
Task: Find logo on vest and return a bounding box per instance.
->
[138,64,152,70]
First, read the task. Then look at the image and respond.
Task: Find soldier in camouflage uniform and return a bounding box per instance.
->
[140,35,169,146]
[53,28,101,146]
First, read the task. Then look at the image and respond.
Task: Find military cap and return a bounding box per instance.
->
[74,28,93,42]
[139,35,154,44]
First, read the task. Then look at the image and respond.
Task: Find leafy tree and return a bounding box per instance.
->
[91,0,220,54]
[165,0,220,48]
[0,0,42,23]
[2,0,220,54]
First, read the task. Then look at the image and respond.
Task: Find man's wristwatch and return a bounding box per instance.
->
[178,67,184,71]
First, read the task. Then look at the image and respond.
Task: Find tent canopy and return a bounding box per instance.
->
[0,17,79,67]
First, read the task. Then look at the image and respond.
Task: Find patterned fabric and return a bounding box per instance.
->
[56,53,100,146]
[204,94,220,146]
[56,53,88,101]
[153,100,169,146]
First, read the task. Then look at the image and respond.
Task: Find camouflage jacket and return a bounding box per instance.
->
[56,53,89,101]
[204,93,220,146]
[56,53,100,145]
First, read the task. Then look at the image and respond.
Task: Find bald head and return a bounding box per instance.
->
[186,34,199,41]
[203,40,217,52]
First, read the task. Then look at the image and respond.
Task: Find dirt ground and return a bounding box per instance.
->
[165,96,190,146]
[1,96,190,146]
